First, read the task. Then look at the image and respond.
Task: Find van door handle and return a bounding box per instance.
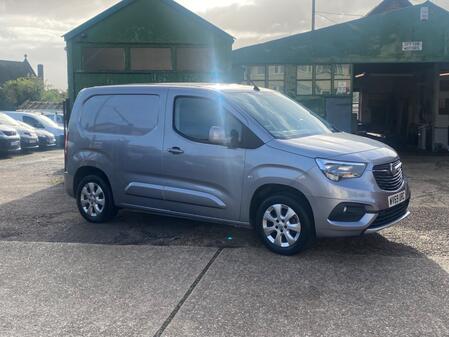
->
[168,147,184,155]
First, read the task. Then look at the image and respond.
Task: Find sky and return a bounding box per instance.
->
[1,0,448,90]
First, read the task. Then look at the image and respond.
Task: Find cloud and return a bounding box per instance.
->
[0,0,118,89]
[0,0,116,19]
[199,0,383,48]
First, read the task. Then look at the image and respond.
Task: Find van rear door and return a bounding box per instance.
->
[83,90,167,209]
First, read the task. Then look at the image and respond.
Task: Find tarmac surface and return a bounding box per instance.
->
[0,150,448,336]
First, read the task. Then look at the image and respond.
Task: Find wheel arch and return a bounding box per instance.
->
[249,184,316,233]
[73,166,112,197]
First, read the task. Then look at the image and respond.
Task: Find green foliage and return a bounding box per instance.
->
[0,77,43,109]
[41,88,67,102]
[0,77,67,110]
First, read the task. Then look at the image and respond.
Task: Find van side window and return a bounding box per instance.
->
[174,96,243,145]
[81,95,159,135]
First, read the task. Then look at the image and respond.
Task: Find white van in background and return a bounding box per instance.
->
[41,112,64,126]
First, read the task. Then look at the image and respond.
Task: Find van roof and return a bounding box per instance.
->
[82,83,269,93]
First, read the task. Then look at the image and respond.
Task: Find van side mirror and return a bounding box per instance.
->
[209,126,227,145]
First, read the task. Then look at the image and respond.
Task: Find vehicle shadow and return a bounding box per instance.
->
[0,183,259,248]
[0,182,437,259]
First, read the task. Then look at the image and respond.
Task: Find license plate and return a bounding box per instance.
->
[388,191,406,208]
[10,141,19,147]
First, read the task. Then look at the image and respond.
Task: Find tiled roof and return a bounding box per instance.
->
[0,59,36,86]
[18,100,63,111]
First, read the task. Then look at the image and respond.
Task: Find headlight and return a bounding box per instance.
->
[315,158,367,181]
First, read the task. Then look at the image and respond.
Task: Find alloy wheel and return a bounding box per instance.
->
[262,204,302,248]
[80,182,105,217]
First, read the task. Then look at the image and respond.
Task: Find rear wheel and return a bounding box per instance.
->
[255,194,314,255]
[76,175,117,223]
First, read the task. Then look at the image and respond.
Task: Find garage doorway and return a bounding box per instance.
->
[354,63,435,150]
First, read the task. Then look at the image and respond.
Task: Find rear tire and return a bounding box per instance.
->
[76,175,117,223]
[254,193,314,255]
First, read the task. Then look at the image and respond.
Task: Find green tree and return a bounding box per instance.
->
[0,77,67,110]
[0,77,44,110]
[42,88,67,102]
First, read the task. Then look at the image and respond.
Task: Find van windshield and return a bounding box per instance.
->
[225,91,334,139]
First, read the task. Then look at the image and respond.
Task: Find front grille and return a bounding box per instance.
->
[373,159,404,191]
[3,131,16,136]
[369,199,409,229]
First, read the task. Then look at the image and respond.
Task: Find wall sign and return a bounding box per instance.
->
[420,7,429,21]
[402,41,423,52]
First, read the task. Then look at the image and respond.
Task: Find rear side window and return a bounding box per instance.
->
[81,95,159,135]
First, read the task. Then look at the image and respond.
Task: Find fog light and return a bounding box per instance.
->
[329,203,367,222]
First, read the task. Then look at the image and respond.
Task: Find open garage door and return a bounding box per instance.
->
[354,63,437,151]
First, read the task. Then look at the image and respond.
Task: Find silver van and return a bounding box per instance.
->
[65,84,410,255]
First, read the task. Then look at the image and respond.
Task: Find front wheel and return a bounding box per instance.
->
[76,175,117,223]
[255,194,314,255]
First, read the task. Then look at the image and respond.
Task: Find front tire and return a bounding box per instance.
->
[76,175,117,223]
[255,194,314,255]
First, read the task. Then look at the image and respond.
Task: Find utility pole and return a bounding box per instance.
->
[311,0,316,30]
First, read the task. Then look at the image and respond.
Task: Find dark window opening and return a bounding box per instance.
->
[130,48,173,71]
[83,48,125,72]
[176,48,214,72]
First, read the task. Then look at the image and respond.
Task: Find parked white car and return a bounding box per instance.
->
[2,111,64,147]
[0,113,39,151]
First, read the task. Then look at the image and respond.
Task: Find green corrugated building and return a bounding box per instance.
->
[64,0,234,107]
[233,0,449,151]
[65,0,449,151]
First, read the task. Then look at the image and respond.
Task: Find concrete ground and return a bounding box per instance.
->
[0,150,448,336]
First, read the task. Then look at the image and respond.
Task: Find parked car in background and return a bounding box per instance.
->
[16,121,56,149]
[41,112,64,126]
[2,111,64,147]
[65,84,411,255]
[0,113,39,151]
[0,124,21,154]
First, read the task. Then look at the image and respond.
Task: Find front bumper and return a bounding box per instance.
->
[364,210,410,234]
[38,136,56,148]
[21,137,39,150]
[0,138,21,153]
[313,197,411,238]
[305,167,411,238]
